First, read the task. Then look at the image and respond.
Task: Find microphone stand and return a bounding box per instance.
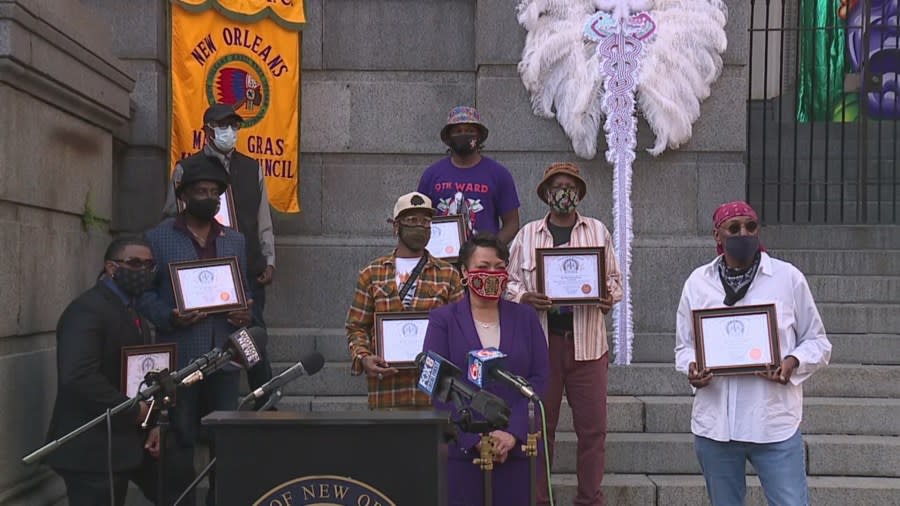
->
[522,399,541,506]
[449,390,497,506]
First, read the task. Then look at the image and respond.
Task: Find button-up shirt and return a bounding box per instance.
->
[675,252,832,443]
[346,251,464,409]
[506,213,623,361]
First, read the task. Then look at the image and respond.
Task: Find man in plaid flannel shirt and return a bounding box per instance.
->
[346,192,464,409]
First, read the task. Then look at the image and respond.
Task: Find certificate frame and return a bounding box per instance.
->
[175,183,238,231]
[168,257,248,315]
[692,304,781,376]
[121,343,176,398]
[426,214,466,263]
[535,247,607,305]
[373,311,431,369]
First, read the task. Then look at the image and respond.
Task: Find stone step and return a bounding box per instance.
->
[762,225,900,250]
[281,394,900,437]
[272,362,900,399]
[773,249,900,276]
[815,303,900,334]
[632,333,900,365]
[806,274,900,303]
[552,433,900,477]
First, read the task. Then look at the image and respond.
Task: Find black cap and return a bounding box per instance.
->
[203,103,243,125]
[177,156,230,196]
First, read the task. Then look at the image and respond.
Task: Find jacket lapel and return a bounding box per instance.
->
[454,294,483,352]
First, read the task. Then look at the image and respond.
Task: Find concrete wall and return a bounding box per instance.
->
[0,0,132,502]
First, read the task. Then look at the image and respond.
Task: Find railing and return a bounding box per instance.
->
[746,0,898,224]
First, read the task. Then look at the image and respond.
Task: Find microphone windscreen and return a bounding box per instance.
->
[300,351,325,376]
[246,326,269,350]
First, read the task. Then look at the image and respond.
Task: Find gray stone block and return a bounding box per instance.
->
[804,364,900,399]
[807,476,900,506]
[807,275,900,303]
[695,157,747,235]
[774,249,900,276]
[323,0,475,71]
[632,159,699,235]
[642,396,691,433]
[271,153,324,236]
[763,225,900,250]
[629,244,711,332]
[475,0,525,65]
[609,364,692,397]
[817,303,900,334]
[633,333,675,363]
[0,349,57,493]
[275,362,366,396]
[551,473,656,506]
[0,205,21,338]
[554,433,700,474]
[723,0,749,66]
[681,65,747,153]
[300,0,322,69]
[300,71,475,153]
[555,396,644,434]
[266,328,318,362]
[113,147,168,233]
[0,85,113,217]
[651,474,768,506]
[803,398,900,436]
[118,60,167,148]
[80,0,166,60]
[806,435,900,477]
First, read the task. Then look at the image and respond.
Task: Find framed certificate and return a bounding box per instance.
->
[426,215,466,263]
[175,183,238,230]
[121,343,176,398]
[535,247,607,305]
[169,257,248,314]
[374,311,430,368]
[692,304,781,375]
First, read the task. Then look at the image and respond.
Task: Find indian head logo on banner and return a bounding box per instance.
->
[170,0,304,213]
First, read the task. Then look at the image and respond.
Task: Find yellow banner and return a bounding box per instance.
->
[170,4,300,213]
[173,0,306,30]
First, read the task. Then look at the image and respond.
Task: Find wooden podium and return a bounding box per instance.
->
[202,410,449,505]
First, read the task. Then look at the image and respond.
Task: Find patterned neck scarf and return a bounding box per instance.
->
[716,251,761,306]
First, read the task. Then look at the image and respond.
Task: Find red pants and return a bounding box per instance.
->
[538,331,609,506]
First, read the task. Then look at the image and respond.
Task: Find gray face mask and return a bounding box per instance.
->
[212,126,237,151]
[399,225,430,251]
[724,235,760,263]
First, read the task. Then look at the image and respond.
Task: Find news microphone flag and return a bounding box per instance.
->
[467,347,505,388]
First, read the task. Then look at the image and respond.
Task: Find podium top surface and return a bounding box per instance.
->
[202,410,451,426]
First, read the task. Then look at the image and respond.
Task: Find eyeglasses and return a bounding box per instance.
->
[397,216,433,227]
[723,221,759,235]
[549,184,579,192]
[113,258,157,270]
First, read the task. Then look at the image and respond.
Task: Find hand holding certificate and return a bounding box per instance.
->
[536,247,607,305]
[374,312,430,368]
[692,304,781,376]
[169,257,248,315]
[426,215,466,263]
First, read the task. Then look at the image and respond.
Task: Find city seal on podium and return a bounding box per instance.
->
[253,475,396,506]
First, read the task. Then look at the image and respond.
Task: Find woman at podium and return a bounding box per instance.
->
[423,233,550,505]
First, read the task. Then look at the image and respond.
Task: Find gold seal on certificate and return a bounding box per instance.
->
[692,304,781,375]
[374,312,430,368]
[426,215,466,263]
[535,247,607,305]
[169,257,248,314]
[121,343,176,398]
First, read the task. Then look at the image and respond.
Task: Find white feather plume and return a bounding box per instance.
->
[516,0,728,158]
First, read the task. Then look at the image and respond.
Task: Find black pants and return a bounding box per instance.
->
[57,453,157,506]
[246,280,273,410]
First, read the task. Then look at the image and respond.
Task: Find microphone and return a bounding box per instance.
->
[239,351,325,408]
[467,348,539,401]
[416,351,510,429]
[180,327,266,386]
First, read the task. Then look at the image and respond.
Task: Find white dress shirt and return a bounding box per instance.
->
[675,252,832,443]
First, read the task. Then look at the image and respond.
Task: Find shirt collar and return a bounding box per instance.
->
[383,249,433,267]
[203,143,231,169]
[704,251,773,278]
[101,275,131,306]
[537,211,586,234]
[173,212,224,238]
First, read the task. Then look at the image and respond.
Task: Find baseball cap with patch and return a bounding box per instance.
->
[393,192,435,220]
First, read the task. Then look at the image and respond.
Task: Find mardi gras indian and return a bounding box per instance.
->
[516,0,728,364]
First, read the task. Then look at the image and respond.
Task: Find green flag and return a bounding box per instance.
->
[796,0,851,122]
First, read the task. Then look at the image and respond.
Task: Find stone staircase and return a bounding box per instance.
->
[125,226,900,505]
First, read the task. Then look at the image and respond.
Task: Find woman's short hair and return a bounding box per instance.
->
[458,232,510,268]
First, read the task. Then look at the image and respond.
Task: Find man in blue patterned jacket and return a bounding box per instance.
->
[139,157,252,505]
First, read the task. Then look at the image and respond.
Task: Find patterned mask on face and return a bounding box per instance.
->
[546,187,580,214]
[465,269,509,300]
[113,266,156,296]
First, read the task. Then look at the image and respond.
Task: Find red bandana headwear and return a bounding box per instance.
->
[712,201,765,255]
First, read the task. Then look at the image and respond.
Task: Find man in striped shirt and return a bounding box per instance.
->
[507,162,623,506]
[346,192,464,409]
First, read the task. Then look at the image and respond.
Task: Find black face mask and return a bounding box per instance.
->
[186,197,219,221]
[113,267,156,296]
[399,225,430,251]
[724,235,760,263]
[448,134,478,155]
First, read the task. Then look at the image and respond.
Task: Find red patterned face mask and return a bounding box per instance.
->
[465,269,509,300]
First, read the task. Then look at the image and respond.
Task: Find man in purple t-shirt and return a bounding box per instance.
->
[417,106,521,244]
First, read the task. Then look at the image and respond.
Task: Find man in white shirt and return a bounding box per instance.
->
[675,201,832,506]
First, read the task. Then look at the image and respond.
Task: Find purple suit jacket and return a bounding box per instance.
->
[423,294,549,460]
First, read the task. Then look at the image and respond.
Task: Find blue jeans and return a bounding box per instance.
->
[694,430,809,506]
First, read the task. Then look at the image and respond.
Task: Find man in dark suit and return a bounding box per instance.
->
[45,236,190,505]
[139,158,252,506]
